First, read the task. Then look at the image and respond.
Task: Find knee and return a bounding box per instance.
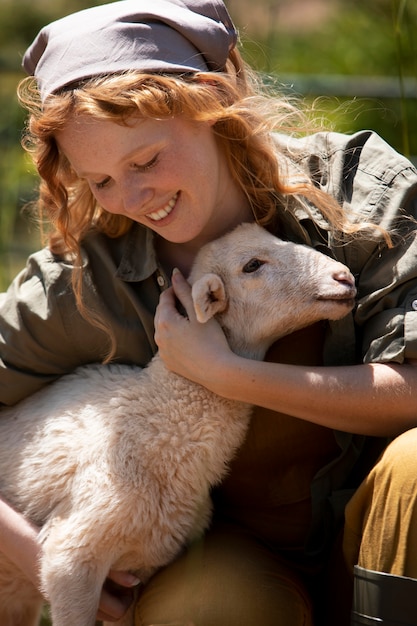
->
[346,428,417,522]
[373,427,417,493]
[135,527,313,626]
[365,428,417,498]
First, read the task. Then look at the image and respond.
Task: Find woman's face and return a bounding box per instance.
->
[56,113,250,246]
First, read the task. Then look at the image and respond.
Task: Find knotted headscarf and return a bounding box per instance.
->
[23,0,238,102]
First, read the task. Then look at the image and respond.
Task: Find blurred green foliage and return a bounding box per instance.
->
[239,0,417,156]
[0,0,416,291]
[0,1,108,288]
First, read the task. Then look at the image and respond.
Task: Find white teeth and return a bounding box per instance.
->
[147,194,178,222]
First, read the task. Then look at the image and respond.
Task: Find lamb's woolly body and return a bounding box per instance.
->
[0,223,356,626]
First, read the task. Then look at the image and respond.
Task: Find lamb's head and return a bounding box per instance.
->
[189,222,357,359]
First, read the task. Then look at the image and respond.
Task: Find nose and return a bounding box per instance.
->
[332,266,357,294]
[120,179,153,216]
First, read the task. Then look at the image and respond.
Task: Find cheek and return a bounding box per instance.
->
[90,188,121,215]
[167,141,212,183]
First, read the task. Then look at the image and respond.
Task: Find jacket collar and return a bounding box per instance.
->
[115,223,159,282]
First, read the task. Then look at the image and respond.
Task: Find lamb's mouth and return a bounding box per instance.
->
[337,296,356,307]
[146,193,179,222]
[319,295,356,308]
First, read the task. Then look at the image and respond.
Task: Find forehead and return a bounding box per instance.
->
[222,226,282,255]
[55,115,171,174]
[198,226,282,267]
[55,114,211,172]
[56,114,152,150]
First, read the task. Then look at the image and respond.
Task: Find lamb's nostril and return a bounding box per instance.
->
[333,270,355,288]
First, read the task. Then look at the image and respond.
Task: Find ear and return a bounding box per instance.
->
[191,273,227,323]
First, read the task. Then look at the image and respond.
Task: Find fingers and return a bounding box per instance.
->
[107,569,141,587]
[154,269,200,357]
[96,572,139,622]
[155,270,194,331]
[96,587,132,622]
[171,268,196,320]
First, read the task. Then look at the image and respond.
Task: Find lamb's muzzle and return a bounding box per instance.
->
[318,265,357,303]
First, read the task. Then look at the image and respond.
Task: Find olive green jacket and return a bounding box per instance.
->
[1,130,417,553]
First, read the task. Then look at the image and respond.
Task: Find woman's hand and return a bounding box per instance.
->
[154,269,234,391]
[96,570,140,622]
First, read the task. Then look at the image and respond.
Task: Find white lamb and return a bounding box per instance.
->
[0,222,356,626]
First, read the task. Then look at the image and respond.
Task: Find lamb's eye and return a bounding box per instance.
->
[242,258,265,273]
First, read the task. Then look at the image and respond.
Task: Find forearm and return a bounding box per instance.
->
[155,274,417,437]
[0,496,41,588]
[211,356,417,437]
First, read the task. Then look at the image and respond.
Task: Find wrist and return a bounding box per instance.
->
[206,352,250,400]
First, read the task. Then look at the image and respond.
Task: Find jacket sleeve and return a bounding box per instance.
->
[0,248,111,405]
[276,129,417,365]
[0,228,161,407]
[323,131,417,364]
[354,189,417,364]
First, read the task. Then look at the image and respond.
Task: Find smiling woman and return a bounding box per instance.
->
[2,1,417,626]
[54,114,248,249]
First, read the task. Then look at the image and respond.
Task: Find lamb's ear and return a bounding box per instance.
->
[191,273,227,323]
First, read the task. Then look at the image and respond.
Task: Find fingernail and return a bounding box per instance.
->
[127,574,141,586]
[172,267,181,276]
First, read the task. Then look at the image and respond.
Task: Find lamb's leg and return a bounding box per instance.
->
[43,557,107,626]
[0,554,43,626]
[41,520,111,626]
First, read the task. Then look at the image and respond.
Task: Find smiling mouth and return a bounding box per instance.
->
[146,193,179,222]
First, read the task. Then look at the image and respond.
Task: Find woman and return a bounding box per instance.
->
[1,1,417,624]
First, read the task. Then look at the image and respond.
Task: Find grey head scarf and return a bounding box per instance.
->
[23,0,238,102]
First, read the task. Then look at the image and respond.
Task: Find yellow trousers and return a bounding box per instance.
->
[344,427,417,578]
[134,523,316,626]
[134,428,417,626]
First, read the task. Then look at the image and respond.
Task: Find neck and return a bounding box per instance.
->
[157,196,254,277]
[156,242,197,278]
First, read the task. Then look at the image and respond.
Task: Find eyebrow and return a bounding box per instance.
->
[75,141,163,179]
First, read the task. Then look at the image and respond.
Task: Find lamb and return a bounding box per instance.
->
[0,222,357,626]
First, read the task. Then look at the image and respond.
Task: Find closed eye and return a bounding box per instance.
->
[242,258,266,273]
[93,154,159,190]
[132,154,159,172]
[95,176,111,190]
